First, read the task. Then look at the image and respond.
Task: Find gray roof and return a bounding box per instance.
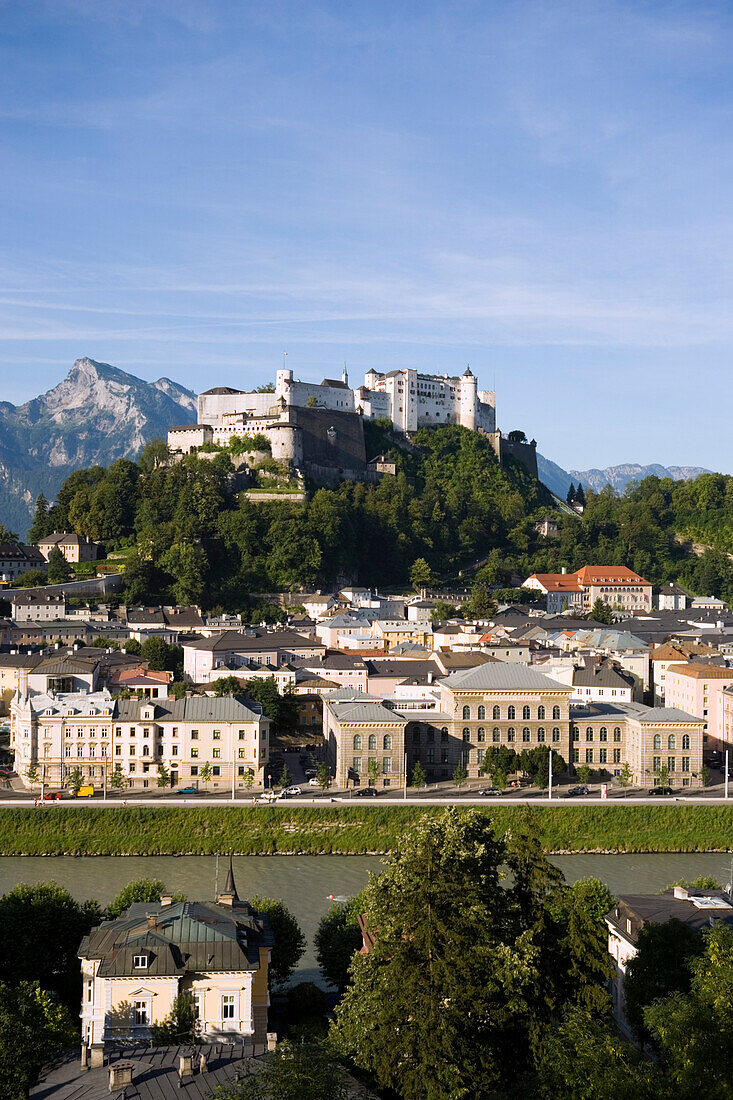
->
[11,591,65,605]
[442,663,573,693]
[570,700,703,725]
[114,696,264,723]
[607,891,733,944]
[636,706,703,725]
[573,662,635,688]
[328,700,405,724]
[182,629,323,653]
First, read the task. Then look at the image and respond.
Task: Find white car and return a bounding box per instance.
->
[258,790,278,803]
[283,785,302,796]
[308,777,322,787]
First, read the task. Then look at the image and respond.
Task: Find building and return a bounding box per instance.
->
[0,542,47,583]
[78,866,273,1046]
[649,643,691,705]
[656,581,691,611]
[663,662,733,751]
[181,629,325,683]
[37,533,99,563]
[11,591,66,622]
[357,366,495,434]
[605,885,733,1037]
[522,566,653,614]
[11,691,270,792]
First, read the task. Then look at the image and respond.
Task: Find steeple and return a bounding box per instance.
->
[342,362,348,385]
[217,854,239,907]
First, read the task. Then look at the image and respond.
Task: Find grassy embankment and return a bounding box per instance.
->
[0,805,731,855]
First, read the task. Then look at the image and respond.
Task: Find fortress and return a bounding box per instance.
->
[167,365,535,482]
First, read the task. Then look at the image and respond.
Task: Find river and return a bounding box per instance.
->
[2,853,731,985]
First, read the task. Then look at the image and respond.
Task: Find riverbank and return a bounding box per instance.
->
[0,804,732,855]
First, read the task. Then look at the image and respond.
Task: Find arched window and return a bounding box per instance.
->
[537,727,545,742]
[538,705,545,720]
[441,727,449,742]
[368,734,376,751]
[477,728,485,742]
[478,705,486,720]
[507,728,515,742]
[142,745,150,757]
[462,705,470,720]
[522,705,531,720]
[682,734,690,750]
[653,734,661,750]
[493,705,500,720]
[463,728,471,742]
[522,727,531,742]
[552,727,560,741]
[668,734,676,750]
[383,734,392,750]
[508,706,515,720]
[552,706,561,720]
[586,727,593,741]
[599,727,608,741]
[493,727,501,742]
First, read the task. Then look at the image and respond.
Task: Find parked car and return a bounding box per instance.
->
[565,785,590,798]
[304,769,317,779]
[353,787,379,797]
[283,785,302,796]
[648,785,673,796]
[308,776,322,787]
[68,785,95,798]
[42,791,63,800]
[258,791,279,803]
[176,786,202,795]
[480,787,503,797]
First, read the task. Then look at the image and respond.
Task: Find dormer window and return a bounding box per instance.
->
[133,954,148,969]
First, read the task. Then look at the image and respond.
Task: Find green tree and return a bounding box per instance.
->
[109,763,125,790]
[576,763,592,785]
[209,675,243,696]
[140,637,184,677]
[0,525,19,542]
[367,758,380,787]
[314,894,366,993]
[575,483,586,507]
[217,1040,347,1100]
[246,677,299,736]
[316,762,331,791]
[589,597,614,624]
[279,763,293,789]
[107,878,185,918]
[566,483,576,504]
[623,917,704,1045]
[28,494,53,543]
[157,763,170,788]
[700,765,711,787]
[24,764,39,787]
[248,896,305,988]
[409,556,435,591]
[410,760,427,789]
[0,981,78,1100]
[306,395,318,408]
[160,539,207,604]
[46,547,72,584]
[138,438,170,474]
[616,761,633,794]
[67,767,83,794]
[655,762,671,787]
[122,550,156,604]
[452,762,468,788]
[199,762,213,790]
[243,768,255,792]
[150,993,200,1046]
[556,878,616,1014]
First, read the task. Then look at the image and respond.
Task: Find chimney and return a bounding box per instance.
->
[80,1043,88,1069]
[178,1053,194,1085]
[160,894,173,907]
[673,885,689,900]
[146,913,157,928]
[90,1046,105,1069]
[198,1053,208,1074]
[267,1033,277,1052]
[109,1064,133,1092]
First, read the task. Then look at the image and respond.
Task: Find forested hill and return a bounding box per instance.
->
[19,425,733,609]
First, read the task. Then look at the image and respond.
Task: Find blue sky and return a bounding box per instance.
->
[1,0,732,471]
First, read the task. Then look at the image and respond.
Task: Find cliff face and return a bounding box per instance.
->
[0,358,196,536]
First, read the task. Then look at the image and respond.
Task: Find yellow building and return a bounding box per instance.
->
[79,866,273,1048]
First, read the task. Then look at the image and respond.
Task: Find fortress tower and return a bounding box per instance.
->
[459,367,477,431]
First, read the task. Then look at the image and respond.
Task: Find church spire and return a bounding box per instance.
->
[342,361,348,385]
[217,854,239,906]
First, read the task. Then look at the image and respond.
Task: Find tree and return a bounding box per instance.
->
[452,762,468,788]
[575,483,586,507]
[556,878,616,1014]
[0,981,77,1100]
[409,556,435,592]
[367,758,380,787]
[25,764,39,787]
[160,539,207,605]
[157,763,170,788]
[28,494,53,543]
[248,896,305,988]
[566,483,576,504]
[0,883,101,1015]
[46,547,72,584]
[589,597,614,625]
[576,763,592,785]
[623,917,704,1045]
[332,809,549,1098]
[316,762,331,791]
[411,760,427,789]
[480,745,517,788]
[140,636,184,677]
[199,762,213,790]
[246,677,299,736]
[655,762,671,787]
[150,993,200,1046]
[314,894,366,992]
[217,1040,347,1100]
[507,430,527,444]
[616,761,633,794]
[109,763,125,790]
[67,767,83,794]
[209,675,242,696]
[243,767,255,792]
[107,878,185,919]
[279,763,293,789]
[700,765,711,787]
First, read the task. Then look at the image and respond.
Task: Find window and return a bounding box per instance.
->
[537,728,545,743]
[238,747,245,759]
[653,756,661,772]
[77,745,83,758]
[173,727,179,738]
[599,748,607,764]
[668,734,676,750]
[667,757,675,773]
[682,756,690,773]
[599,727,608,742]
[64,745,71,757]
[682,734,690,750]
[586,727,593,742]
[463,728,471,742]
[191,748,198,758]
[221,995,235,1020]
[614,727,622,742]
[478,705,485,720]
[552,728,560,742]
[441,728,448,742]
[477,749,485,765]
[572,748,579,763]
[538,705,545,720]
[507,728,515,742]
[613,748,621,764]
[522,728,530,742]
[382,758,392,774]
[142,745,149,757]
[212,748,221,759]
[572,728,579,742]
[653,734,661,750]
[493,706,500,720]
[352,758,362,774]
[353,734,362,750]
[133,954,148,969]
[523,706,531,720]
[585,748,593,763]
[132,1001,149,1027]
[213,730,221,740]
[507,706,515,720]
[238,730,244,740]
[427,747,435,764]
[368,735,376,751]
[383,734,392,750]
[493,727,500,742]
[115,745,121,756]
[552,706,560,720]
[191,730,199,740]
[477,728,485,742]
[212,766,220,776]
[462,706,470,720]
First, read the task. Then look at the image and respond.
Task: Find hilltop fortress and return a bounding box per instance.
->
[168,365,535,483]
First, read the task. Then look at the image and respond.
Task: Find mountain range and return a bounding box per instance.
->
[0,358,715,537]
[0,358,196,537]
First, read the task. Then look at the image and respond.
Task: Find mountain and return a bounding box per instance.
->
[569,463,712,494]
[0,358,196,536]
